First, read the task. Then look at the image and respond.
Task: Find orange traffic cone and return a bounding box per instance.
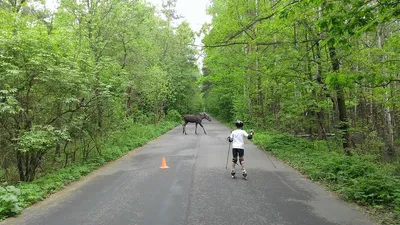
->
[160,157,169,169]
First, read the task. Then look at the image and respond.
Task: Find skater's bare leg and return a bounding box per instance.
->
[239,157,245,169]
[231,149,239,178]
[232,156,238,169]
[231,157,237,177]
[232,158,237,170]
[239,157,247,178]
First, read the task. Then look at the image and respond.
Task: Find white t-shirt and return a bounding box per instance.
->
[229,129,250,149]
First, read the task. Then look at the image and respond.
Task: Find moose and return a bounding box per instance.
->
[182,113,212,135]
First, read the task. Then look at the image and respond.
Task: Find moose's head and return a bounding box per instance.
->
[201,113,212,122]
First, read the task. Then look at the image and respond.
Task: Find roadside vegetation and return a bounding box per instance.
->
[201,0,400,224]
[0,0,200,220]
[1,119,179,220]
[221,116,400,224]
[253,131,400,224]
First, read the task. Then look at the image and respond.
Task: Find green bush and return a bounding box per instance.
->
[339,173,400,206]
[0,121,177,220]
[0,185,23,219]
[253,131,400,220]
[165,109,182,123]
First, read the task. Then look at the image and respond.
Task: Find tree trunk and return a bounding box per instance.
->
[328,45,350,153]
[377,25,395,153]
[16,151,25,181]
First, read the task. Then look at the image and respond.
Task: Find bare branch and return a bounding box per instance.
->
[199,38,321,48]
[355,79,400,88]
[46,96,96,125]
[219,0,300,44]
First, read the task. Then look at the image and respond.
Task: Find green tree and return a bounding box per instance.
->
[201,0,400,157]
[0,0,203,182]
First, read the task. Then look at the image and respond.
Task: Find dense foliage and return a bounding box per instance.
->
[0,0,206,218]
[201,0,400,223]
[252,131,400,224]
[0,0,202,218]
[0,0,201,182]
[0,121,179,220]
[201,0,400,155]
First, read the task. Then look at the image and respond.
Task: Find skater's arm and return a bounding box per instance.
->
[227,132,233,142]
[242,130,252,139]
[247,130,254,140]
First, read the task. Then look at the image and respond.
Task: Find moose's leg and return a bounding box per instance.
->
[199,123,207,134]
[182,121,188,135]
[195,123,198,134]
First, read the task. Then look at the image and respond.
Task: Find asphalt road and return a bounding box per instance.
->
[2,118,375,225]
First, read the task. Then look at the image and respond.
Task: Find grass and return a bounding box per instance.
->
[251,130,400,225]
[0,120,179,220]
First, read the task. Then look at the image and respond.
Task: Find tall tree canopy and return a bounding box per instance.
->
[201,0,400,155]
[0,0,203,182]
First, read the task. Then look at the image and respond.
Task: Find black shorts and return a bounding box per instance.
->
[232,148,244,158]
